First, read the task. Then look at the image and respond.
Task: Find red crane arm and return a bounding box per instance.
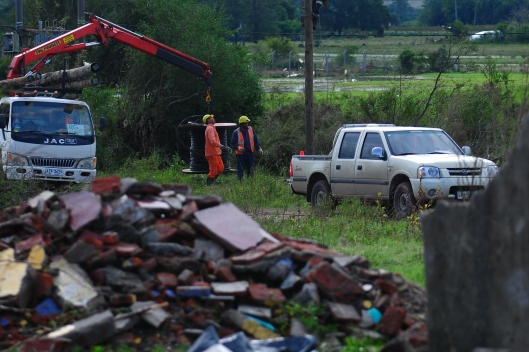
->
[7,14,213,82]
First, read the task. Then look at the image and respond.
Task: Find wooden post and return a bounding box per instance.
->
[304,0,314,155]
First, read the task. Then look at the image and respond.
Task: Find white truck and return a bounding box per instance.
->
[288,124,499,218]
[0,96,105,183]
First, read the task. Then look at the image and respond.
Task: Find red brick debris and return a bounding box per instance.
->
[0,176,428,351]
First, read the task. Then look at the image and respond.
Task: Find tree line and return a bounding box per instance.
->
[1,0,528,39]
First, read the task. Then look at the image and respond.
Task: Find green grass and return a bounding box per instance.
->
[262,70,529,111]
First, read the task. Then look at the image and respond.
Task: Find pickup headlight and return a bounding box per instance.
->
[78,157,97,170]
[3,152,29,167]
[486,165,498,177]
[417,166,440,178]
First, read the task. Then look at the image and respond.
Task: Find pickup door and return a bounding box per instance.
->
[354,132,390,198]
[330,131,360,196]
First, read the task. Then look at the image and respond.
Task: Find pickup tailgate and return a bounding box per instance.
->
[290,155,331,194]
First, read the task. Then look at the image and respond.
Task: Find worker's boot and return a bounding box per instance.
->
[206,178,215,186]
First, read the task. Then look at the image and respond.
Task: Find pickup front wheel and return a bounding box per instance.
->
[311,180,334,208]
[393,182,416,219]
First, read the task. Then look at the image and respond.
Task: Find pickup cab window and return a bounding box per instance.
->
[385,130,463,155]
[360,133,385,159]
[338,132,360,159]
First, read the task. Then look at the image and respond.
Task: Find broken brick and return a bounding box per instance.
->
[306,261,364,303]
[377,306,407,337]
[248,283,285,306]
[155,272,178,288]
[91,175,121,195]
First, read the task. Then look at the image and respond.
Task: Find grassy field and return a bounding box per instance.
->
[261,71,529,111]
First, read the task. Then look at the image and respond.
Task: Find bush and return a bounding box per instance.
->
[398,49,415,73]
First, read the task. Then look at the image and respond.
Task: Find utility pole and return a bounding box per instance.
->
[304,0,314,155]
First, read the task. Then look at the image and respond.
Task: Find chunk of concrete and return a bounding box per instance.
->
[47,310,115,345]
[194,238,225,262]
[237,305,272,320]
[50,258,100,310]
[0,248,36,308]
[59,191,101,231]
[327,302,361,323]
[193,202,278,252]
[420,117,529,352]
[211,281,249,296]
[131,300,170,328]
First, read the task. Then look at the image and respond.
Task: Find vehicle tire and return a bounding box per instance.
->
[393,182,416,219]
[311,180,334,208]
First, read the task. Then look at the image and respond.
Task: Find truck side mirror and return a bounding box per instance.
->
[99,117,107,131]
[0,114,6,129]
[462,146,472,155]
[371,147,386,159]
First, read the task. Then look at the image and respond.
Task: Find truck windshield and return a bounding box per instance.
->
[385,130,463,156]
[11,101,94,136]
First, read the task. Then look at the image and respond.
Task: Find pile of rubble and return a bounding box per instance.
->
[0,176,428,352]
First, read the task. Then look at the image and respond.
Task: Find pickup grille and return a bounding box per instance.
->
[31,158,76,168]
[447,168,481,176]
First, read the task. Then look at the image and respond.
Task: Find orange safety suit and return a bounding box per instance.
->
[205,124,224,179]
[235,127,255,155]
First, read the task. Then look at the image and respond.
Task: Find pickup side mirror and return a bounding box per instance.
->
[99,117,107,131]
[0,114,6,129]
[462,146,472,155]
[371,147,386,160]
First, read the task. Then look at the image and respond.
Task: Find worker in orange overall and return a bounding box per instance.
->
[204,114,228,185]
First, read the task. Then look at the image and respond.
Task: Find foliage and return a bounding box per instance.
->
[265,37,298,58]
[79,0,265,167]
[278,302,338,337]
[198,0,298,42]
[448,20,466,36]
[341,336,387,351]
[398,48,415,73]
[325,0,392,34]
[481,56,511,87]
[417,0,529,26]
[0,56,9,81]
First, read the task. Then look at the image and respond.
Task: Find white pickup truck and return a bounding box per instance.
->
[0,96,106,183]
[289,124,498,218]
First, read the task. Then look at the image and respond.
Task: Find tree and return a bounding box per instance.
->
[81,0,264,162]
[399,49,415,74]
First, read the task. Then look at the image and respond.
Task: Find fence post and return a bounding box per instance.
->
[362,51,367,75]
[289,50,292,76]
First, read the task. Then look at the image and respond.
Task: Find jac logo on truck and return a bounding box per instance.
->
[44,138,77,145]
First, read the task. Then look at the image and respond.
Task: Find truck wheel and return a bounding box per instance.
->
[311,180,334,208]
[393,182,416,219]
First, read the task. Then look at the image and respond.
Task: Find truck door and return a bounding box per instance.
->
[331,132,360,196]
[0,102,9,144]
[354,132,389,198]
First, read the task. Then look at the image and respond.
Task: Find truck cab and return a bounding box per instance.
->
[0,96,101,183]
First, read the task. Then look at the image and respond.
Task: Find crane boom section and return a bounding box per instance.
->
[7,14,212,82]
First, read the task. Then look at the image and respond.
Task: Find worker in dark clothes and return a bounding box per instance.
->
[231,115,263,180]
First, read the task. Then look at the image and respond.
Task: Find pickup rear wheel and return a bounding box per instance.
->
[311,180,334,208]
[393,182,416,219]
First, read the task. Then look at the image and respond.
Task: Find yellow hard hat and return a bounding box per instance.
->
[239,115,251,124]
[203,114,214,124]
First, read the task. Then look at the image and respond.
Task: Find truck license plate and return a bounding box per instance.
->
[457,190,471,200]
[44,168,63,176]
